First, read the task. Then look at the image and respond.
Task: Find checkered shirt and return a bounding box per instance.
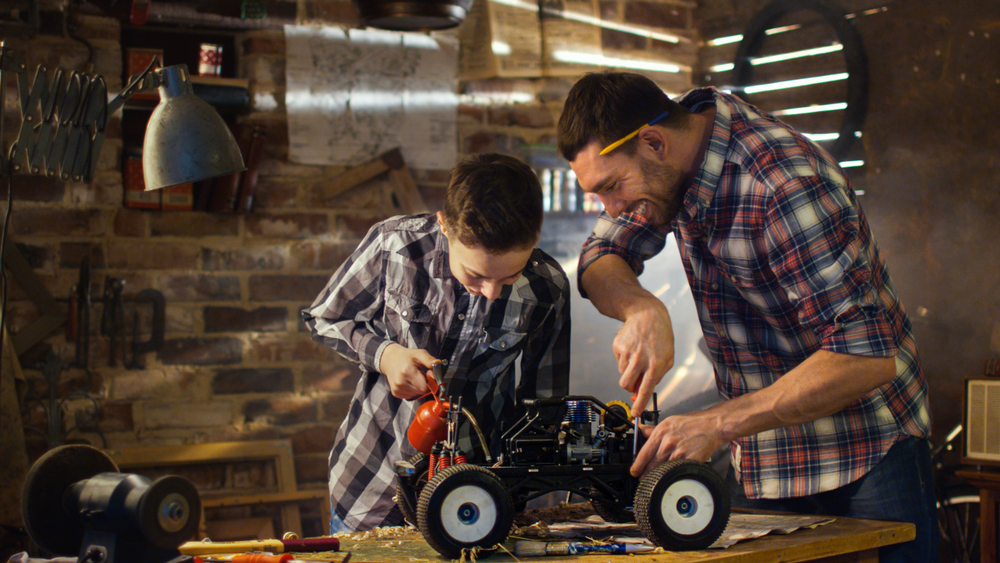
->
[580,87,930,499]
[302,214,570,530]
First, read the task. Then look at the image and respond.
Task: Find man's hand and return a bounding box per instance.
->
[379,343,438,400]
[615,300,675,415]
[630,410,726,478]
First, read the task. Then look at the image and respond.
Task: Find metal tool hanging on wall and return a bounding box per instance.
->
[68,256,165,370]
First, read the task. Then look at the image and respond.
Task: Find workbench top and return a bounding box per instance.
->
[316,512,914,563]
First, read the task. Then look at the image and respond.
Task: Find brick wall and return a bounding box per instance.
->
[6,1,698,492]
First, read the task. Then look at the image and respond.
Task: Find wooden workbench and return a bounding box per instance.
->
[323,514,914,563]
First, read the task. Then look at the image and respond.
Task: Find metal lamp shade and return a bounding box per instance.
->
[354,0,473,31]
[142,65,245,191]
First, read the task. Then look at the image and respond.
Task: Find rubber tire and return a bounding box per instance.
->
[416,464,514,559]
[395,452,430,527]
[634,459,730,550]
[938,485,980,563]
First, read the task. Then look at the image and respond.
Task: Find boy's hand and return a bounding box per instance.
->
[380,343,439,400]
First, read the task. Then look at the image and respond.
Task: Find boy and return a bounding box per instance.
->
[302,153,571,532]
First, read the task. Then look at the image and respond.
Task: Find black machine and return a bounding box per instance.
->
[395,395,731,558]
[21,445,200,563]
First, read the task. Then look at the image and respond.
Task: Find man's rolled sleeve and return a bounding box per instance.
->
[578,211,670,298]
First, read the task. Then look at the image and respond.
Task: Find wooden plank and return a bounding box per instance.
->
[314,512,913,563]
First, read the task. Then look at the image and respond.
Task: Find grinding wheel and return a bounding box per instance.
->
[22,444,119,555]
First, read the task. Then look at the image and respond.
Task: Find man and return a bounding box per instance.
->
[557,71,934,562]
[302,153,570,532]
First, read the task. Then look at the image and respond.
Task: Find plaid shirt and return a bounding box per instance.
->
[303,214,570,530]
[580,88,930,499]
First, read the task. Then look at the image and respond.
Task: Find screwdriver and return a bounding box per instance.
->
[631,373,643,458]
[196,554,346,563]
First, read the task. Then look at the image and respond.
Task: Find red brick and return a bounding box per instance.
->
[319,393,354,422]
[458,104,487,122]
[289,426,336,454]
[160,274,241,301]
[97,401,134,432]
[60,242,106,268]
[201,246,286,271]
[149,212,240,237]
[107,241,199,269]
[114,207,146,237]
[1,174,66,202]
[339,215,390,240]
[242,396,319,426]
[158,337,243,365]
[247,336,335,363]
[248,275,329,301]
[461,131,527,155]
[301,362,361,393]
[487,105,555,128]
[71,170,122,205]
[303,2,363,25]
[12,208,105,237]
[246,213,329,239]
[242,36,286,55]
[288,241,354,270]
[16,242,53,269]
[251,178,300,209]
[205,306,288,332]
[212,367,294,394]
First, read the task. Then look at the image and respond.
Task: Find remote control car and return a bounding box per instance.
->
[395,394,731,559]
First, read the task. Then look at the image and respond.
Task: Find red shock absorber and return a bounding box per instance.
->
[429,443,442,479]
[438,447,452,470]
[453,447,467,465]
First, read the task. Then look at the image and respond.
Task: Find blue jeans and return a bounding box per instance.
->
[725,436,939,563]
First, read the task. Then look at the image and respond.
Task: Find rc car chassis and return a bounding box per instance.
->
[395,395,731,558]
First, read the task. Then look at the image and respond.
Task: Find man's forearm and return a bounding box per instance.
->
[716,350,897,443]
[580,254,663,321]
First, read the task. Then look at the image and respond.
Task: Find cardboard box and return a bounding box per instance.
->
[123,156,160,209]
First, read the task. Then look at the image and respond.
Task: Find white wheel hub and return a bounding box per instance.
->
[440,484,498,542]
[659,478,715,535]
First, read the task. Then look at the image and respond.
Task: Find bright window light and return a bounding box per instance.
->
[839,160,864,168]
[772,102,847,116]
[492,41,512,55]
[553,50,684,73]
[707,34,743,46]
[751,44,843,65]
[744,72,848,94]
[490,0,685,44]
[710,62,735,72]
[803,132,840,141]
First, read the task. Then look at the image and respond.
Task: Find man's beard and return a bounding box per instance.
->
[639,157,687,226]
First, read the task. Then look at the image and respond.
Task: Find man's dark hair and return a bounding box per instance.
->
[557,71,689,162]
[442,153,543,253]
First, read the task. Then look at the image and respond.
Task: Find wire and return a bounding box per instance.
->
[0,173,12,391]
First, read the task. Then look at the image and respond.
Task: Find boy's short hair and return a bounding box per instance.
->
[441,153,543,253]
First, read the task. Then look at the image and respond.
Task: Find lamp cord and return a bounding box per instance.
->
[0,173,11,383]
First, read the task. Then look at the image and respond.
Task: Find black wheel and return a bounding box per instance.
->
[416,464,514,559]
[938,485,980,563]
[395,452,430,526]
[634,460,730,550]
